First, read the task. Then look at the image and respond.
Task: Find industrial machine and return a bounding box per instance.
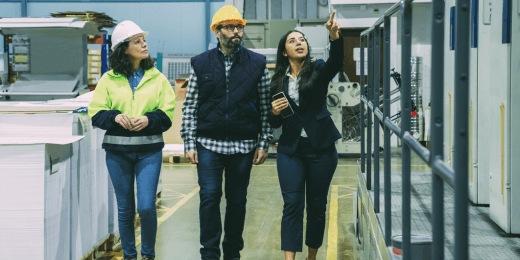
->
[242,20,299,49]
[470,0,520,233]
[328,82,362,154]
[157,52,196,85]
[0,18,103,101]
[0,52,7,85]
[444,0,485,206]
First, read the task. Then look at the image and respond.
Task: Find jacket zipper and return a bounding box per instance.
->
[225,57,232,141]
[226,87,229,141]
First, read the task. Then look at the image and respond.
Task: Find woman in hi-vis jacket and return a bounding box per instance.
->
[268,12,344,260]
[88,21,175,260]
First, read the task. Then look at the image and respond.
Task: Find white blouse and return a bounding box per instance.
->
[286,67,308,138]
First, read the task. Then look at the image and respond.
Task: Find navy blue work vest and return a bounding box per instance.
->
[191,47,267,141]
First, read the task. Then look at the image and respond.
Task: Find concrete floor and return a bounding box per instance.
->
[97,157,360,260]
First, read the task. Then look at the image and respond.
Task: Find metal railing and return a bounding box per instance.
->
[359,0,469,259]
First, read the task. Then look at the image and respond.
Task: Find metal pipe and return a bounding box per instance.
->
[454,0,471,259]
[400,1,413,259]
[430,0,446,258]
[21,0,27,17]
[381,87,403,102]
[367,31,373,190]
[375,17,384,28]
[375,108,384,121]
[361,26,373,36]
[360,36,366,174]
[384,1,401,18]
[362,0,415,37]
[383,14,392,246]
[374,25,382,213]
[383,85,418,103]
[432,157,455,188]
[390,86,418,103]
[205,0,211,51]
[384,118,402,138]
[402,132,430,164]
[368,101,374,111]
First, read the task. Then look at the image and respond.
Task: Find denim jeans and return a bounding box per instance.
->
[276,137,338,252]
[196,142,256,260]
[106,149,162,260]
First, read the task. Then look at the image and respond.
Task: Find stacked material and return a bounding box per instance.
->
[91,124,110,250]
[50,11,116,30]
[87,44,102,86]
[0,92,113,260]
[0,113,83,260]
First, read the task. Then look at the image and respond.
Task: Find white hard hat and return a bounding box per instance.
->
[111,20,149,51]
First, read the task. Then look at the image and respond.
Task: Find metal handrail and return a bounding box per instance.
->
[358,0,470,259]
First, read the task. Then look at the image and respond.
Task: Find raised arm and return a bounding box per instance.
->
[316,11,345,83]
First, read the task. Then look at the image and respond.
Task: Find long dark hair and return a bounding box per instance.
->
[270,30,317,97]
[109,41,154,79]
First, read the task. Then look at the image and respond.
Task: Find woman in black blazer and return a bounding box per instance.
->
[268,12,343,260]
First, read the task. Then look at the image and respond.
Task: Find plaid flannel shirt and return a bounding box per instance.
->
[180,47,273,155]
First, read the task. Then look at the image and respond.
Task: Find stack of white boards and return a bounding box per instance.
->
[0,113,83,259]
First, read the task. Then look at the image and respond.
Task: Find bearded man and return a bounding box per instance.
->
[180,5,273,260]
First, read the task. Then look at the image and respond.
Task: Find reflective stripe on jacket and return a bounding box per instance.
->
[88,67,176,152]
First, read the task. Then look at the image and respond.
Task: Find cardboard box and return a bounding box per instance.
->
[89,67,101,73]
[87,36,103,44]
[88,55,101,62]
[88,49,101,55]
[174,79,188,101]
[14,55,28,63]
[88,79,98,85]
[163,100,184,144]
[89,61,102,68]
[88,73,100,80]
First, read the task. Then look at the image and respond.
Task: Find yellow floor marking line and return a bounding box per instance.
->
[327,185,339,260]
[135,187,200,246]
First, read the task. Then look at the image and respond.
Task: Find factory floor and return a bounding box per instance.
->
[95,157,360,260]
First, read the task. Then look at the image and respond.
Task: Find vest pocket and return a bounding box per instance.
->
[198,73,213,89]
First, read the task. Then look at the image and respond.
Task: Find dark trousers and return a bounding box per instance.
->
[196,142,256,260]
[277,137,338,252]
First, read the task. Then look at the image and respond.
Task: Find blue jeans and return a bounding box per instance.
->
[196,142,255,260]
[106,149,162,260]
[277,137,338,252]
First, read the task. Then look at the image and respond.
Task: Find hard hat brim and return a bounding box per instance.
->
[111,31,149,51]
[211,19,247,32]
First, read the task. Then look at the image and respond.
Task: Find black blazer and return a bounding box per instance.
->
[268,36,344,155]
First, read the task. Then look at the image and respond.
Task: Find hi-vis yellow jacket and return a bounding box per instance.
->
[88,67,176,152]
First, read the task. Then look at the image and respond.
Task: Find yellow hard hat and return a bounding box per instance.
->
[211,5,247,32]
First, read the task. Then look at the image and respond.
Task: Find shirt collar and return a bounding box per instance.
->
[286,66,297,80]
[217,43,242,58]
[133,67,144,78]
